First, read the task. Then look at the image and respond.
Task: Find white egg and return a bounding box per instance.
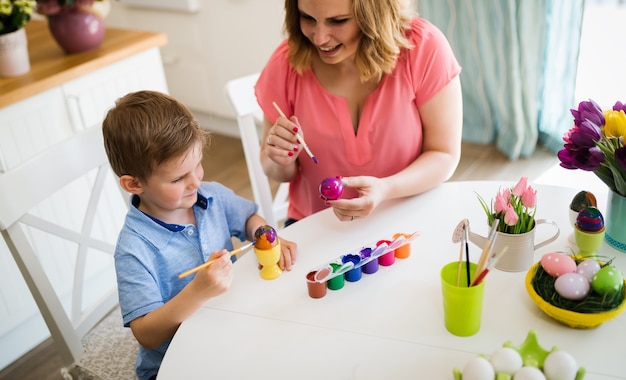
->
[462,356,495,380]
[514,366,547,380]
[543,351,578,380]
[490,347,522,375]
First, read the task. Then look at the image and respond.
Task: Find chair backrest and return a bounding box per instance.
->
[225,73,289,228]
[0,125,127,369]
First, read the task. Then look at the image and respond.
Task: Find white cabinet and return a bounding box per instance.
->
[0,87,73,173]
[0,48,167,173]
[0,46,168,371]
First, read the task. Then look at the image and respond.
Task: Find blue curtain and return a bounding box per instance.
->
[418,0,585,159]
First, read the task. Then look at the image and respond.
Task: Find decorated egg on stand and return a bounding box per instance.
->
[574,206,605,257]
[253,225,282,280]
[569,191,597,218]
[568,191,597,248]
[254,225,279,250]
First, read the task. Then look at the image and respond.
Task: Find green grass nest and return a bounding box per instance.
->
[532,256,624,313]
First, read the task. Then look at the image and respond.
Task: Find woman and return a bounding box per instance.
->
[256,0,462,225]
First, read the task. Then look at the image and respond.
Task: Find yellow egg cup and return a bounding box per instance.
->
[526,262,626,329]
[254,244,282,280]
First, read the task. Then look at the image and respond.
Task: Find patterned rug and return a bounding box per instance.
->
[66,307,138,380]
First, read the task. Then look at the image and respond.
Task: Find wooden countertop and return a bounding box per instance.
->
[0,20,167,109]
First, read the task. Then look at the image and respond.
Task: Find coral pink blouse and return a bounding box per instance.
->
[255,18,461,220]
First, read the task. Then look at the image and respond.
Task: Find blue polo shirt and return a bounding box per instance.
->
[114,181,257,380]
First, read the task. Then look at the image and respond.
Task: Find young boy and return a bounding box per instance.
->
[102,90,297,380]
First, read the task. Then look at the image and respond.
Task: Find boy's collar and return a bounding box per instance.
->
[131,192,208,232]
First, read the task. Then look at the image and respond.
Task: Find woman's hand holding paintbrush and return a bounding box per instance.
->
[269,102,318,164]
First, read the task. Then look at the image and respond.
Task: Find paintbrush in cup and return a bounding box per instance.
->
[177,241,255,279]
[272,101,319,164]
[472,219,499,284]
[471,246,508,286]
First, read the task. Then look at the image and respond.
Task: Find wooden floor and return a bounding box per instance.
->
[0,133,559,380]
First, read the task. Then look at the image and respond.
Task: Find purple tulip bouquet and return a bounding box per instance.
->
[558,99,626,197]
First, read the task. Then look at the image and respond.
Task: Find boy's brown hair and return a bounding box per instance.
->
[102,90,208,182]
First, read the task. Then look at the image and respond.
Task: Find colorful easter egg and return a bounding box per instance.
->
[540,252,576,278]
[576,259,601,281]
[254,225,278,250]
[591,265,624,296]
[569,191,597,212]
[319,177,344,200]
[575,206,604,232]
[555,273,590,300]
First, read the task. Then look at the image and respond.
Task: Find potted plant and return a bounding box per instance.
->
[0,0,36,77]
[35,0,107,54]
[473,177,560,272]
[557,99,626,252]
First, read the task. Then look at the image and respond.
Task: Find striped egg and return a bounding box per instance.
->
[575,206,604,232]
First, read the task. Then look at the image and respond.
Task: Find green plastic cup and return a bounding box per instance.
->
[440,261,485,337]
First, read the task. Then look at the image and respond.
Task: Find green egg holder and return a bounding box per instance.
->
[453,330,586,380]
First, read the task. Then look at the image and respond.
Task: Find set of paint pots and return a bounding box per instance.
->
[306,232,419,298]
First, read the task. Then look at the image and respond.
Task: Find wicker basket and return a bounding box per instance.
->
[525,262,626,329]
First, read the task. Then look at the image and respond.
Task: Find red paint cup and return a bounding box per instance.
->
[306,270,327,298]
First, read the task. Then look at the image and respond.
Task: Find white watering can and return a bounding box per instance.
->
[465,219,560,272]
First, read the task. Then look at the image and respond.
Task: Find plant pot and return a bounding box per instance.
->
[605,190,626,253]
[47,9,105,54]
[0,28,30,77]
[469,219,560,272]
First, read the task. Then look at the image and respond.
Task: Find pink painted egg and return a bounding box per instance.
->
[555,272,591,300]
[540,253,577,278]
[319,177,344,200]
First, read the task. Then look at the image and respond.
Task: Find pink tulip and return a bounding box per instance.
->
[494,189,509,213]
[504,204,519,226]
[512,176,528,197]
[521,186,537,208]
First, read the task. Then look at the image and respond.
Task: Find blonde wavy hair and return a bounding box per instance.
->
[284,0,416,83]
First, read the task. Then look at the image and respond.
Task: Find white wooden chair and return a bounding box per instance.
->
[225,73,289,228]
[0,125,137,379]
